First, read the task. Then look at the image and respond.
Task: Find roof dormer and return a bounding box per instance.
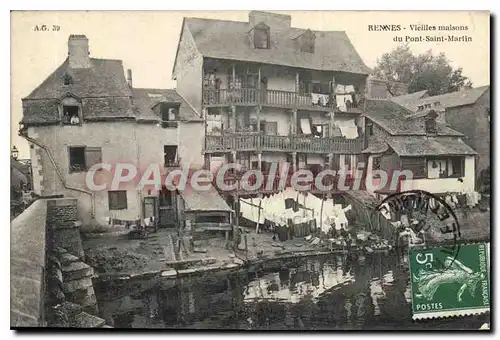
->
[253,22,270,49]
[296,29,316,53]
[59,93,82,126]
[425,109,438,134]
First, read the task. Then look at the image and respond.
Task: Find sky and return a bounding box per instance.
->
[11,10,490,159]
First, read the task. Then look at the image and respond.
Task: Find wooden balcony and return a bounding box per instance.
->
[203,88,362,112]
[214,173,357,196]
[204,133,364,154]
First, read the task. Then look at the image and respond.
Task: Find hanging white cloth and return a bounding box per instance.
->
[335,84,346,94]
[318,94,330,106]
[335,94,353,111]
[335,119,359,139]
[311,93,321,105]
[300,118,312,134]
[345,85,355,94]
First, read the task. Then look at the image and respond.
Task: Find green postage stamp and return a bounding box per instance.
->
[409,243,490,320]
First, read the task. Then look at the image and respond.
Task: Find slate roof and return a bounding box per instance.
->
[390,90,428,110]
[132,88,202,122]
[388,136,477,157]
[391,86,489,112]
[364,99,463,136]
[11,162,28,187]
[361,142,388,154]
[25,58,132,99]
[180,185,233,212]
[22,58,135,125]
[183,17,371,74]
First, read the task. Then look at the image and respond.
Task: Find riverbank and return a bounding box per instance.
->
[83,226,384,283]
[83,208,490,284]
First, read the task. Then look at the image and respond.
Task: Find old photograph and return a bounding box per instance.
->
[10,10,490,330]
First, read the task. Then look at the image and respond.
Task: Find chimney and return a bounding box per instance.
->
[127,69,133,88]
[249,11,291,30]
[366,77,389,99]
[68,35,91,69]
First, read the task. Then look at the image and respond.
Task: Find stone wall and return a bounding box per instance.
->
[11,199,48,327]
[11,198,108,328]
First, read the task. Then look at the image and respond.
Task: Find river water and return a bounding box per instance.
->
[95,252,488,330]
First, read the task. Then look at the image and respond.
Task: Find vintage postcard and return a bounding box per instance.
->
[10,10,490,330]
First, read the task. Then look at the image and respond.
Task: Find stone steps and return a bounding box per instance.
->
[73,311,106,328]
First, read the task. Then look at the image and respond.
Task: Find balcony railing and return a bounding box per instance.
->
[203,88,361,111]
[213,173,357,194]
[205,133,364,154]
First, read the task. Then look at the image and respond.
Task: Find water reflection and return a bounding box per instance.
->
[95,252,488,330]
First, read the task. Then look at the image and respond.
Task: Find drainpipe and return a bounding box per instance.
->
[134,120,143,222]
[19,130,96,218]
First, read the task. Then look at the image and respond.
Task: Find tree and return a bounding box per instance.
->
[372,44,472,96]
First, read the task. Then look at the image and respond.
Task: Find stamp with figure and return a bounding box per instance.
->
[409,243,490,320]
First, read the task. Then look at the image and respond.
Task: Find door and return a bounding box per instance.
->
[260,77,268,104]
[143,196,158,230]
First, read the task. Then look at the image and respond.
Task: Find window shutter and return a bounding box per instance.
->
[265,122,278,135]
[323,124,329,138]
[109,191,127,210]
[85,147,102,169]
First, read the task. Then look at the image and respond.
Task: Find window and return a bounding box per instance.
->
[372,156,381,171]
[160,104,179,128]
[62,105,80,125]
[312,124,328,138]
[254,24,270,49]
[164,145,178,167]
[298,72,313,95]
[427,157,464,178]
[63,74,73,85]
[108,190,127,210]
[159,187,174,207]
[330,154,340,170]
[366,123,374,136]
[68,146,102,173]
[401,157,426,179]
[264,121,278,135]
[244,74,258,88]
[417,105,424,111]
[449,157,465,178]
[301,37,315,53]
[311,82,330,95]
[236,153,250,171]
[425,118,437,134]
[424,104,432,109]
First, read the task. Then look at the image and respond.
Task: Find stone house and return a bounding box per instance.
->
[362,99,477,195]
[391,86,490,177]
[172,11,377,193]
[20,35,205,224]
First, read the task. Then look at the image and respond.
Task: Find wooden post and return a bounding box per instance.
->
[232,63,236,86]
[331,75,336,103]
[256,106,261,133]
[258,67,262,105]
[234,194,240,227]
[295,72,300,93]
[329,111,335,138]
[320,194,325,235]
[257,152,262,171]
[231,105,236,131]
[255,198,262,234]
[292,109,298,135]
